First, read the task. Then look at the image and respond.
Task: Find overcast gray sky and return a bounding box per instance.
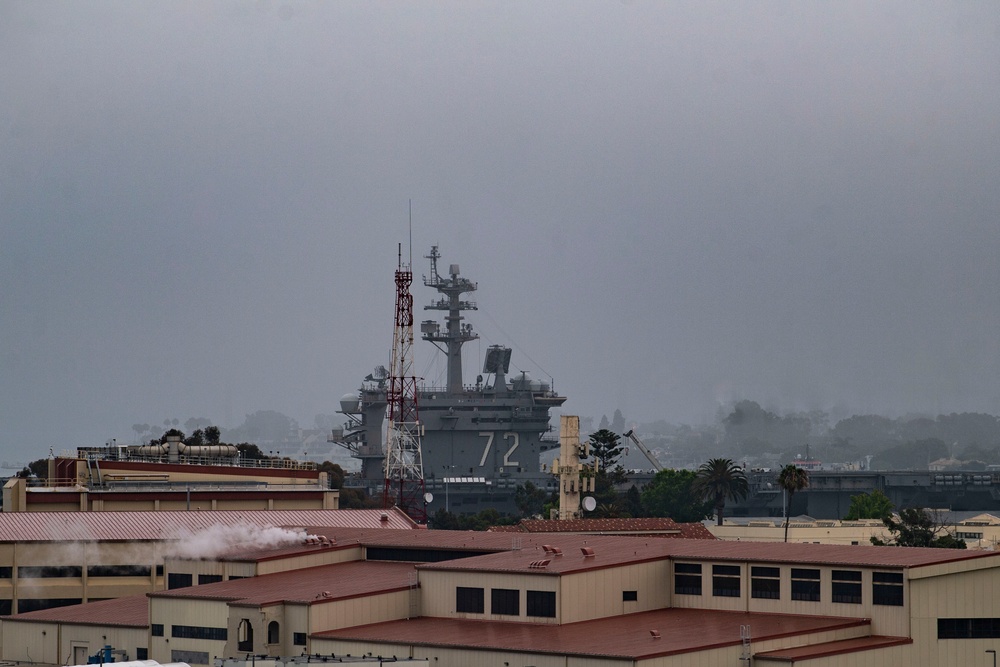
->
[2,1,998,460]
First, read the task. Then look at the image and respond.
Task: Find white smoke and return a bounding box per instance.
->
[165,523,312,560]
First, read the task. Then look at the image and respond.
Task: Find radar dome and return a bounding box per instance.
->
[339,392,361,413]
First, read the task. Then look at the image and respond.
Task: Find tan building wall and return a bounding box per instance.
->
[1,540,165,613]
[1,619,147,665]
[667,560,910,637]
[908,564,1000,667]
[149,597,228,665]
[560,560,669,623]
[419,569,560,622]
[709,520,890,545]
[305,591,413,634]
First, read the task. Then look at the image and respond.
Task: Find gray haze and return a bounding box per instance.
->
[2,2,999,461]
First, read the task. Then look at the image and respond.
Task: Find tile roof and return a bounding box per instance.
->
[1,594,149,627]
[0,508,416,542]
[315,608,870,660]
[150,561,417,606]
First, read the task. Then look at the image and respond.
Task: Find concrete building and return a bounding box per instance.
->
[6,527,1000,667]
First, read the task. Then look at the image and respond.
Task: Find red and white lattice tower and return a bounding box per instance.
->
[382,245,427,522]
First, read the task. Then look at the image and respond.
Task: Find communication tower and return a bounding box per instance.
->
[382,244,427,522]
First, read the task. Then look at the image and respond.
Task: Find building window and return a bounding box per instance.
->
[0,601,11,615]
[831,570,862,604]
[267,621,279,644]
[18,566,82,578]
[237,619,253,652]
[293,632,307,646]
[674,562,702,595]
[151,624,164,637]
[623,590,638,602]
[491,588,519,616]
[198,574,223,585]
[956,532,983,540]
[938,618,1000,639]
[526,590,556,618]
[456,586,485,613]
[167,573,193,590]
[791,568,820,602]
[0,567,11,579]
[136,648,148,660]
[88,565,151,577]
[712,564,741,597]
[751,566,780,600]
[171,625,227,641]
[872,571,904,606]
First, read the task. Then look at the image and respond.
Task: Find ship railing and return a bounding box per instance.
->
[65,450,316,471]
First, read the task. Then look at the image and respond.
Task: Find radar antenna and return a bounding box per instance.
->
[382,243,427,522]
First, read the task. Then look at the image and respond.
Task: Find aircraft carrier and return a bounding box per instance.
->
[330,246,566,515]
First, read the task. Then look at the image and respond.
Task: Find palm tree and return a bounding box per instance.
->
[693,458,749,526]
[777,464,810,542]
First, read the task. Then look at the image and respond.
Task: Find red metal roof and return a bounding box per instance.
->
[146,523,998,572]
[315,608,870,660]
[1,594,149,627]
[0,508,416,542]
[754,635,913,661]
[150,561,417,606]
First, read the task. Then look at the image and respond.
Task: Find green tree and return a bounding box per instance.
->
[844,490,894,521]
[587,430,624,471]
[871,508,966,549]
[204,426,221,445]
[777,464,810,542]
[514,482,550,518]
[339,487,380,509]
[640,469,713,522]
[693,458,749,526]
[317,461,346,489]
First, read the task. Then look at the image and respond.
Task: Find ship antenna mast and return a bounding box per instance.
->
[382,242,427,522]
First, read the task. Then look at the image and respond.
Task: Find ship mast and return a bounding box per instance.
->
[421,246,478,394]
[382,244,427,522]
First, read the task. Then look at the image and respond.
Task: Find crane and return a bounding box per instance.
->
[623,429,663,472]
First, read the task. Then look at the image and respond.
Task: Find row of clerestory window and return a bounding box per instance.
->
[672,563,903,606]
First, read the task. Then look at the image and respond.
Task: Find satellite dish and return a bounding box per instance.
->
[582,496,597,512]
[423,492,434,504]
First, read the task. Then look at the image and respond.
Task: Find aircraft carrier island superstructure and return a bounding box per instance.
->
[331,247,566,515]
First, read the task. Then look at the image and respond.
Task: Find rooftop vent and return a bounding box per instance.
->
[581,547,595,557]
[380,513,389,523]
[650,630,661,639]
[528,559,551,568]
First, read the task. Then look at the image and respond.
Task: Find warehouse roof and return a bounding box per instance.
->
[1,594,148,627]
[202,527,999,573]
[0,508,416,542]
[151,560,417,606]
[315,608,870,660]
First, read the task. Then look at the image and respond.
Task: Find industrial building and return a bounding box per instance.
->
[4,525,1000,667]
[0,508,415,620]
[4,442,338,513]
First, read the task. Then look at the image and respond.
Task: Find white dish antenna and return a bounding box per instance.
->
[582,496,597,512]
